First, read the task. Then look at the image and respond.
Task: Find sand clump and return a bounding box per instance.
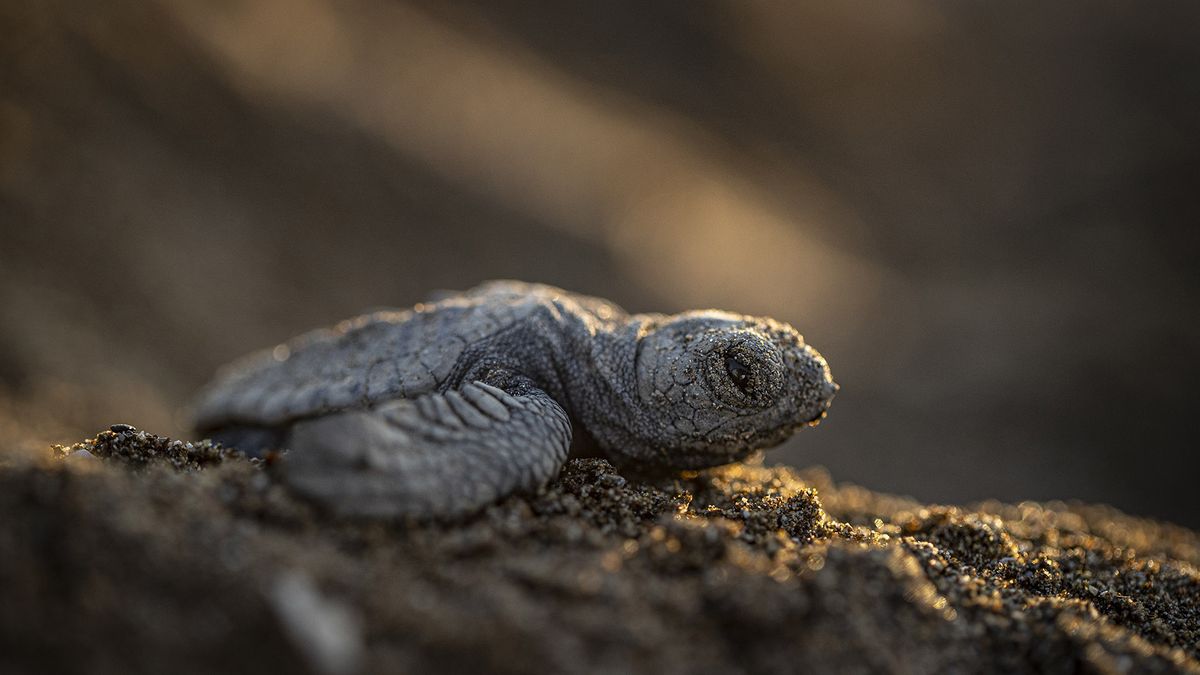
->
[0,426,1196,674]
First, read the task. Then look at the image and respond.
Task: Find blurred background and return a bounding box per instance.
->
[2,1,1198,525]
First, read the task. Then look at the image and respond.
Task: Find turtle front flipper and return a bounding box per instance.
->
[283,381,572,519]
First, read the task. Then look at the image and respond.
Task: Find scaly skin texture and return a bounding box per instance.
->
[191,281,837,518]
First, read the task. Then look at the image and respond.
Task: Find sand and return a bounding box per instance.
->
[0,426,1197,674]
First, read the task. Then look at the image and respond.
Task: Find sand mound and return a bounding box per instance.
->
[0,427,1196,674]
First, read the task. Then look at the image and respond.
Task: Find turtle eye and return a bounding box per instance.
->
[724,353,754,393]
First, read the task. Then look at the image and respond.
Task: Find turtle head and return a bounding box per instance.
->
[612,311,837,469]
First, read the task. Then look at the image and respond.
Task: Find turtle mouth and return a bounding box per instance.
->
[804,380,839,425]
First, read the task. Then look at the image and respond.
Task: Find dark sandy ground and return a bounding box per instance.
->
[0,427,1196,674]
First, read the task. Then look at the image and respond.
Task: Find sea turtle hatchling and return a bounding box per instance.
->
[191,281,838,519]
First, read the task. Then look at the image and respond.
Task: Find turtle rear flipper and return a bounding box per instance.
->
[283,381,571,519]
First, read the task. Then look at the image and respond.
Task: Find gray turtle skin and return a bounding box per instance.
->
[192,281,838,518]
